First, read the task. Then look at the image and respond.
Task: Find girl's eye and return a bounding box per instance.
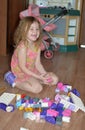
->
[30,28,33,31]
[30,28,39,31]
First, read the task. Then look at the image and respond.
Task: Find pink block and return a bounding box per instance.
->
[62,109,72,117]
[48,100,53,107]
[57,82,63,90]
[47,109,59,117]
[42,98,53,107]
[43,98,50,102]
[55,94,61,102]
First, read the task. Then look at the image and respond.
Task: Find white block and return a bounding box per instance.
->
[62,116,71,123]
[20,127,29,130]
[70,92,85,112]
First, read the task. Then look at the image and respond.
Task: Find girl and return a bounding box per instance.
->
[11,16,58,93]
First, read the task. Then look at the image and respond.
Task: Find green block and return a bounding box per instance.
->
[56,116,62,125]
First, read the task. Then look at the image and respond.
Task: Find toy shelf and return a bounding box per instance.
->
[39,7,80,52]
[31,0,82,52]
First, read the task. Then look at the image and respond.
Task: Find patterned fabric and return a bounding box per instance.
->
[11,43,39,82]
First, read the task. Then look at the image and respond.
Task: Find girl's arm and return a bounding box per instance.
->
[35,49,47,75]
[35,49,57,84]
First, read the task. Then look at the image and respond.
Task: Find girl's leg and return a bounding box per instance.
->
[15,77,43,94]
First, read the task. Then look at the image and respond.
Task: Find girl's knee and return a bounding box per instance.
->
[33,84,43,94]
[16,81,43,94]
[51,74,59,85]
[53,77,58,85]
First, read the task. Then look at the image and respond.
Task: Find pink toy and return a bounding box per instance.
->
[19,4,56,32]
[57,82,64,91]
[47,109,59,117]
[62,109,72,117]
[57,82,70,92]
[42,98,53,107]
[55,94,61,103]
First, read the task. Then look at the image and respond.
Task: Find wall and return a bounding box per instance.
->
[0,0,26,56]
[0,0,7,56]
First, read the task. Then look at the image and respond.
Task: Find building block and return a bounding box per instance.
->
[60,98,79,112]
[20,127,29,130]
[50,102,57,109]
[71,89,80,97]
[56,116,62,125]
[40,108,48,118]
[23,112,36,120]
[62,109,72,116]
[62,116,71,122]
[47,109,59,117]
[45,116,56,124]
[70,92,85,112]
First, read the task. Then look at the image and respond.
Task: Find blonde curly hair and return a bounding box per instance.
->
[14,16,42,49]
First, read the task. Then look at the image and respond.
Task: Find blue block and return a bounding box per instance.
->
[29,98,34,104]
[40,108,47,116]
[69,97,74,103]
[33,98,40,103]
[50,103,57,109]
[56,103,64,111]
[33,104,41,108]
[58,110,63,116]
[21,98,25,103]
[24,96,30,100]
[45,116,56,124]
[71,88,80,97]
[16,100,22,108]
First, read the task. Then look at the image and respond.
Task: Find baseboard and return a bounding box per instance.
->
[59,44,79,52]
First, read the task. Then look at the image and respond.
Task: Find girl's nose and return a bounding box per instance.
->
[32,29,36,33]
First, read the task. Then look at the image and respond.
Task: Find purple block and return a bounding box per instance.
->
[45,116,56,124]
[56,103,64,111]
[50,103,57,109]
[71,89,80,97]
[40,108,47,116]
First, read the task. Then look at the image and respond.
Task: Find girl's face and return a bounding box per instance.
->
[27,21,40,43]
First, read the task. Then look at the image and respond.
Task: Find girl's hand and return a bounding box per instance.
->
[39,73,53,84]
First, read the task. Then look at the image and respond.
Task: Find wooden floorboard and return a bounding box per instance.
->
[0,48,85,130]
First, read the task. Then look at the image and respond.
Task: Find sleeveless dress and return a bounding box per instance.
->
[11,43,39,83]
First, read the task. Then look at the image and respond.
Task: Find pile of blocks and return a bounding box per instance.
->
[15,82,85,125]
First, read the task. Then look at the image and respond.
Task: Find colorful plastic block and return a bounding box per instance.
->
[47,109,59,117]
[56,116,62,125]
[62,109,72,116]
[45,116,56,124]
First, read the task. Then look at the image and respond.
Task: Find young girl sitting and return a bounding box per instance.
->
[10,16,58,93]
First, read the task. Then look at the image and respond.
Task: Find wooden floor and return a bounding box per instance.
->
[0,48,85,130]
